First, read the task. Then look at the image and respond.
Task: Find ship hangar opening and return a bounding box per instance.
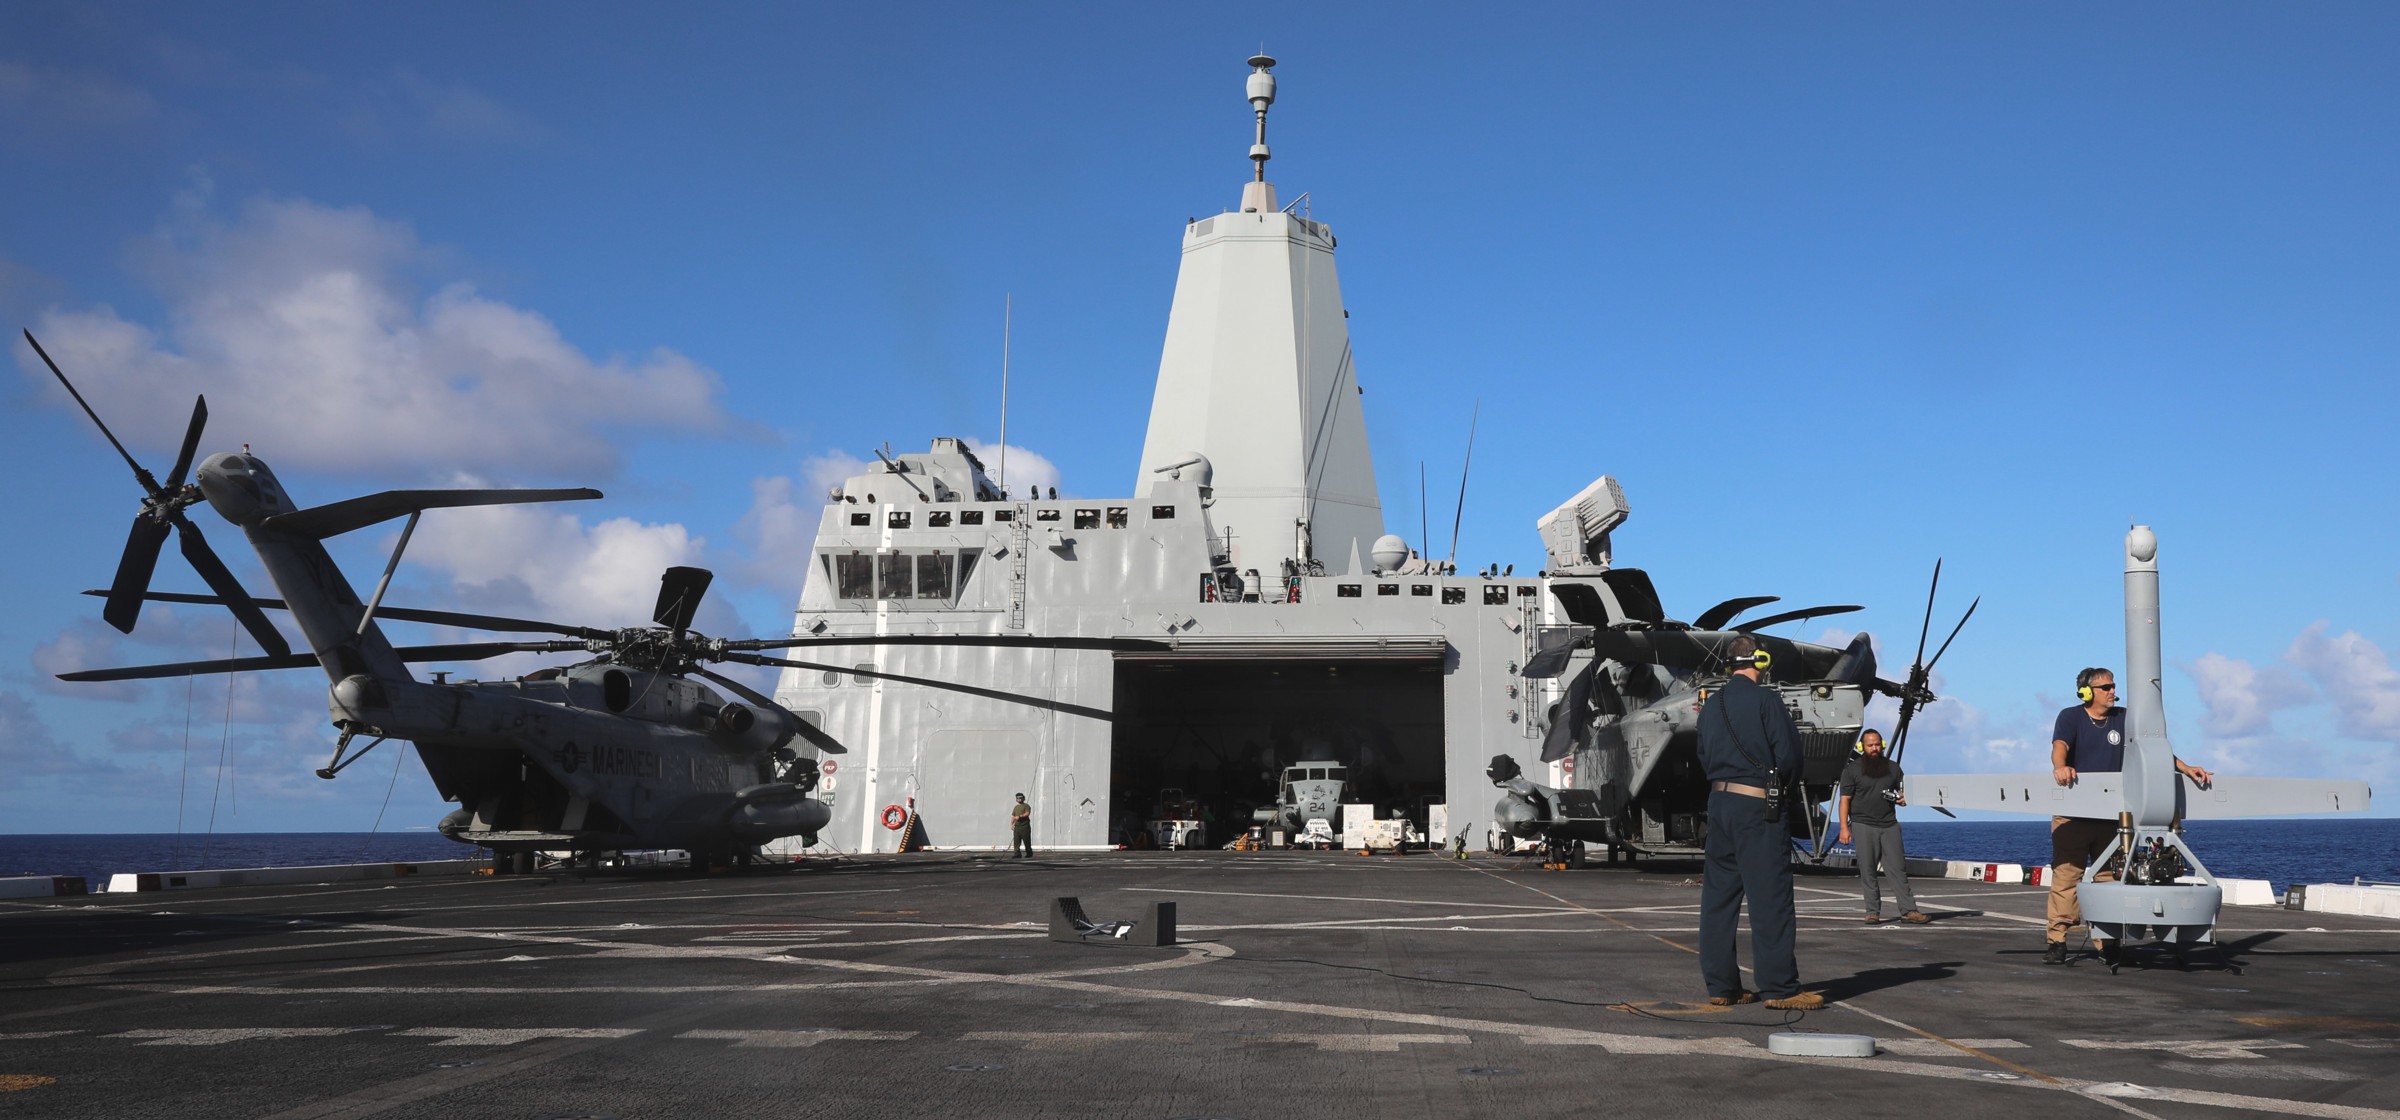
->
[1107,640,1447,847]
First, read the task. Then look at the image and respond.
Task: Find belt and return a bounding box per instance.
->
[1709,781,1768,798]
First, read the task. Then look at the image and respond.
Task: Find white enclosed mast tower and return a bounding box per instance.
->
[1136,55,1385,574]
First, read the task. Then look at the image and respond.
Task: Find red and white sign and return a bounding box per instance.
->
[821,760,838,775]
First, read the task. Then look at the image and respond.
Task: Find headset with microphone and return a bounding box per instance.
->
[2075,666,2110,704]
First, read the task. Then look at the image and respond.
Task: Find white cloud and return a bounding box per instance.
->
[2184,652,2314,739]
[963,438,1061,499]
[389,68,545,143]
[2285,623,2400,745]
[0,690,82,775]
[0,59,156,132]
[408,495,709,631]
[21,195,729,477]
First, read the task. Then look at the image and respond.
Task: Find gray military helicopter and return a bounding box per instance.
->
[1485,564,1968,862]
[32,331,1156,871]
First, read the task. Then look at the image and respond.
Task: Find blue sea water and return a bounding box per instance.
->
[1892,818,2400,889]
[5,820,2398,893]
[0,832,476,890]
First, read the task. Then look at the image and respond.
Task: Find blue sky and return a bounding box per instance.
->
[3,3,2394,836]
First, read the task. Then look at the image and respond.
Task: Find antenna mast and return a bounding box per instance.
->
[1247,54,1275,182]
[997,293,1011,493]
[1447,400,1480,565]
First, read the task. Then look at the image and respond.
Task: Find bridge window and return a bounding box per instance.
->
[1036,509,1061,522]
[836,554,874,600]
[1106,507,1129,528]
[1337,584,1362,598]
[916,553,954,599]
[1074,509,1100,529]
[1412,584,1433,597]
[877,553,913,599]
[994,509,1015,522]
[928,510,952,528]
[887,511,912,529]
[1484,585,1509,605]
[1377,583,1399,596]
[961,510,985,526]
[1442,587,1467,605]
[849,512,870,527]
[1151,505,1175,519]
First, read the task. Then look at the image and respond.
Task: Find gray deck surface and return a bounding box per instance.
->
[3,851,2397,1119]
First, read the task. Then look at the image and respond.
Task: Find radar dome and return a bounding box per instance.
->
[1370,534,1409,573]
[2127,525,2158,563]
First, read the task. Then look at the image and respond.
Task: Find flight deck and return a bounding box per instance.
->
[4,853,2397,1119]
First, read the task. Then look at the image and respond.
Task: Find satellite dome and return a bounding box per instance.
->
[1370,534,1409,573]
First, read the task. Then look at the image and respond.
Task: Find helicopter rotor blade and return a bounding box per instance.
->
[1692,595,1778,632]
[24,330,160,493]
[101,516,174,634]
[653,566,713,633]
[86,589,615,640]
[1911,558,1941,669]
[1732,604,1863,633]
[173,516,291,657]
[395,641,586,662]
[724,633,1172,654]
[688,663,848,755]
[1922,596,1980,675]
[721,651,1113,723]
[164,395,208,490]
[57,651,321,682]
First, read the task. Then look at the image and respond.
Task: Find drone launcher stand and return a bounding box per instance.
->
[2077,527,2222,949]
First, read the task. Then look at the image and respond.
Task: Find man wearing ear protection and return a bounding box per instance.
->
[1839,730,1931,925]
[1695,635,1822,1010]
[2043,667,2215,963]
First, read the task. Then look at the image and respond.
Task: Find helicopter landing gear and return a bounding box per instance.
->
[315,728,388,780]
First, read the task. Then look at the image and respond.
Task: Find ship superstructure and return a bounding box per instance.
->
[774,58,1595,853]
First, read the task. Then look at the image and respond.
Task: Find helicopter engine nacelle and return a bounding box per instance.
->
[711,702,792,753]
[328,673,388,722]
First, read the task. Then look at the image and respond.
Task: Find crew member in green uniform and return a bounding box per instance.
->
[1010,793,1033,858]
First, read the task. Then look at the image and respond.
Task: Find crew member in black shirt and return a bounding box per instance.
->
[2045,666,2213,964]
[1695,635,1821,1011]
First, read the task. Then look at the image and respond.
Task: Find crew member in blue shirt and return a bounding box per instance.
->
[1696,635,1822,1010]
[2046,666,2214,964]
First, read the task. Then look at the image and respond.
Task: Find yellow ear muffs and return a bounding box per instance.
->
[1751,648,1773,671]
[2077,684,2094,703]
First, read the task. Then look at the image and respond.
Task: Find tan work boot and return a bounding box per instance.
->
[1763,991,1826,1011]
[1862,914,1882,925]
[1900,910,1932,924]
[1705,990,1756,1006]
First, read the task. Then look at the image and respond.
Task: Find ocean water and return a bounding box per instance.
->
[6,820,2398,893]
[1892,818,2400,889]
[0,832,476,890]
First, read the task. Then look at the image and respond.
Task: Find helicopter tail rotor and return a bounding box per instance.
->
[30,331,290,657]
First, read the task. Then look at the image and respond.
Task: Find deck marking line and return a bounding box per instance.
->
[678,1029,914,1047]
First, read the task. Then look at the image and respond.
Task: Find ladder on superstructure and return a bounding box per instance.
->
[1008,502,1031,630]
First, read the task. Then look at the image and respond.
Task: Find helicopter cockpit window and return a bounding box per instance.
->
[836,554,874,599]
[1308,768,1327,780]
[915,553,953,599]
[877,553,913,599]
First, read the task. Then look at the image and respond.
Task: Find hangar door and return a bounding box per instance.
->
[1110,637,1447,848]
